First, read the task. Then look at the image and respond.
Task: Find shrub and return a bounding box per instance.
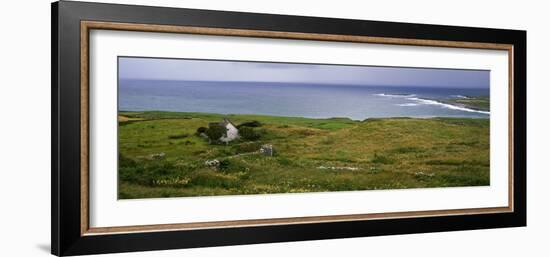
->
[237,120,262,128]
[218,159,231,170]
[217,159,249,173]
[205,125,227,142]
[196,127,207,134]
[239,127,261,141]
[232,142,262,154]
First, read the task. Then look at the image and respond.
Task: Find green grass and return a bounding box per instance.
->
[118,111,490,199]
[447,96,490,111]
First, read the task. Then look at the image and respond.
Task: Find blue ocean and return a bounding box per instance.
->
[119,80,489,121]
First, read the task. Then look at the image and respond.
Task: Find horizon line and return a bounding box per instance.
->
[118,78,490,89]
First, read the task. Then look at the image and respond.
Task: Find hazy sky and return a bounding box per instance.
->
[119,57,489,89]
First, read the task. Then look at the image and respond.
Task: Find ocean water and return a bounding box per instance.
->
[119,80,490,120]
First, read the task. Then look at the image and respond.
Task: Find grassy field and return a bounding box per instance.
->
[118,111,490,199]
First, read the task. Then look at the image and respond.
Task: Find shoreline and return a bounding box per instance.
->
[374,94,490,114]
[118,110,490,122]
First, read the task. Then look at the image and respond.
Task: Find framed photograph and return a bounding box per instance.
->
[52,1,526,256]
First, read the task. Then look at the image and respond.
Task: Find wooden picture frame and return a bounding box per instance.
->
[52,1,526,256]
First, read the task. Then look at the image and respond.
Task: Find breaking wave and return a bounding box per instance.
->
[397,103,419,107]
[375,93,489,115]
[375,93,416,98]
[406,97,490,115]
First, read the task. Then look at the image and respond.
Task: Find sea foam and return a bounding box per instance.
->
[406,97,490,115]
[375,93,416,98]
[397,103,419,107]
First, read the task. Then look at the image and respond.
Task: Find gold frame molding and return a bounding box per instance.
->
[80,20,514,236]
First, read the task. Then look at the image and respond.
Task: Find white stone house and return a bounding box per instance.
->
[209,118,239,144]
